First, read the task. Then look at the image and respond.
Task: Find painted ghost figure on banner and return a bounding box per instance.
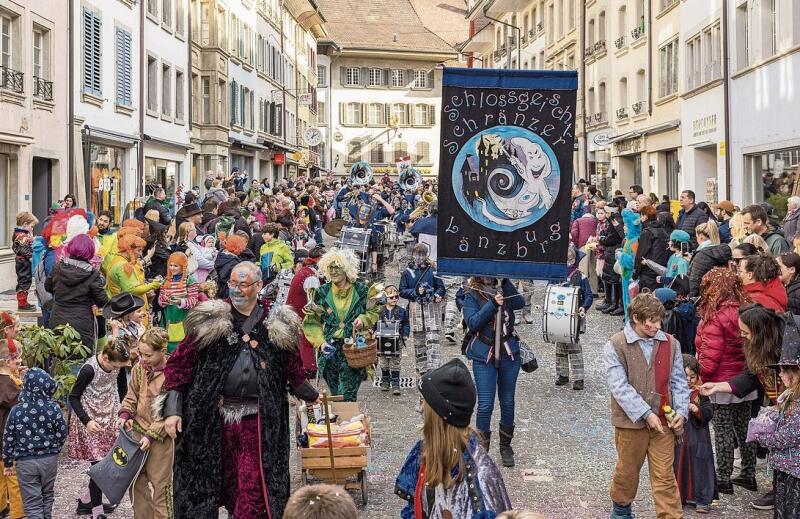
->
[456,126,561,233]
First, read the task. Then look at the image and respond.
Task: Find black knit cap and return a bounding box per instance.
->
[419,358,476,427]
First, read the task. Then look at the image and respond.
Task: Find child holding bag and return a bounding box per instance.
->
[117,328,172,519]
[158,252,199,353]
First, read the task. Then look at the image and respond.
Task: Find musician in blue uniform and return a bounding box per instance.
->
[350,191,394,277]
[554,244,594,391]
[375,285,410,395]
[409,201,438,262]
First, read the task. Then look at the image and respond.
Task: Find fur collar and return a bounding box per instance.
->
[266,304,301,351]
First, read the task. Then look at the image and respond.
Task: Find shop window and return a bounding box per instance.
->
[745,147,800,204]
[89,144,125,225]
[145,158,179,200]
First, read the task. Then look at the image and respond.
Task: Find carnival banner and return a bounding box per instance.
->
[436,68,577,281]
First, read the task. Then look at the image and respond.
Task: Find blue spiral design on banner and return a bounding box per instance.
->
[452,126,561,232]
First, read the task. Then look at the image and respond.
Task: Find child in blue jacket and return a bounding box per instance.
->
[3,368,66,519]
[376,285,410,395]
[555,247,594,391]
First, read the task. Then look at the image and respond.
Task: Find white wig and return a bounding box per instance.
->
[318,248,359,283]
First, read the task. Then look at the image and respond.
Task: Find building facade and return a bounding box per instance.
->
[317,0,456,179]
[144,0,192,199]
[0,0,69,291]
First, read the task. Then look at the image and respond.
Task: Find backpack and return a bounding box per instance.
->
[34,260,53,311]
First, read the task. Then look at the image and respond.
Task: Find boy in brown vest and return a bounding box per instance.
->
[604,293,690,519]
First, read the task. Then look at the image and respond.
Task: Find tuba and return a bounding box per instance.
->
[399,167,422,192]
[349,161,373,186]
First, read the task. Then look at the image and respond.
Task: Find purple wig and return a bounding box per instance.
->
[65,234,96,262]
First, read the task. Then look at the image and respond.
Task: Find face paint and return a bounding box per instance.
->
[329,264,346,284]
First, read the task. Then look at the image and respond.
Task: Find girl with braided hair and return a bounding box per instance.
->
[158,252,199,353]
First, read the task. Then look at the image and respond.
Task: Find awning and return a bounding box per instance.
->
[229,138,270,151]
[83,126,139,147]
[607,120,681,144]
[143,134,193,150]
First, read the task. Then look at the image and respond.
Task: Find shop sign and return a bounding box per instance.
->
[272,152,285,165]
[593,132,611,147]
[299,93,312,106]
[615,137,642,154]
[692,114,718,139]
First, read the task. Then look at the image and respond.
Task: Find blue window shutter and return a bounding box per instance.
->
[115,29,132,106]
[230,81,236,125]
[82,9,93,94]
[239,86,244,126]
[90,14,102,96]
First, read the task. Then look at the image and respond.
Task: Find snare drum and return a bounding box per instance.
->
[542,285,581,344]
[377,321,401,356]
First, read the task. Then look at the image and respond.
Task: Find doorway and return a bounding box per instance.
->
[31,157,52,234]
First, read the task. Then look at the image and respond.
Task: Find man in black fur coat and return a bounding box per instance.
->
[161,261,319,518]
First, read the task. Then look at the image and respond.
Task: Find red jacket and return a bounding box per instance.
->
[695,302,746,383]
[570,214,598,248]
[285,265,319,374]
[744,278,788,313]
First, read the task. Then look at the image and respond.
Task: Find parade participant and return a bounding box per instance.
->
[105,293,146,343]
[750,325,800,518]
[0,342,22,519]
[303,248,380,402]
[187,233,217,283]
[69,340,131,519]
[285,245,325,379]
[107,235,161,326]
[351,192,395,277]
[395,358,511,517]
[618,208,641,321]
[174,202,203,231]
[2,368,66,519]
[259,222,294,282]
[400,244,445,378]
[0,312,20,358]
[659,230,691,287]
[12,212,38,311]
[376,285,410,395]
[694,268,756,495]
[117,328,172,519]
[284,484,358,519]
[409,201,438,262]
[604,293,689,519]
[215,234,252,300]
[45,234,109,350]
[674,355,717,513]
[555,246,593,391]
[462,276,525,467]
[158,252,199,353]
[95,211,115,259]
[161,262,319,518]
[633,206,671,292]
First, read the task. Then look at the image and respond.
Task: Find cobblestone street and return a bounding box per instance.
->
[32,274,772,519]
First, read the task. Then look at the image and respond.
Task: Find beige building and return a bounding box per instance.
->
[316,0,456,179]
[0,0,69,291]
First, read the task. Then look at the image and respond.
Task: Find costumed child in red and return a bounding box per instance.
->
[674,354,717,513]
[158,252,199,353]
[285,245,325,379]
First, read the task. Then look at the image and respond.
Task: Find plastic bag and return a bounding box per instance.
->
[307,420,366,448]
[746,407,778,443]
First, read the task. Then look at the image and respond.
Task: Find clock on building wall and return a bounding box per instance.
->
[303,127,323,146]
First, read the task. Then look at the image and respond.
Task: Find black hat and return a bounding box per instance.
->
[419,358,476,427]
[295,248,310,262]
[309,245,326,259]
[103,293,145,319]
[770,320,800,369]
[177,202,202,218]
[144,217,167,234]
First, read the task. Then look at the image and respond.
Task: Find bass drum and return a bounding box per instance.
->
[542,285,581,345]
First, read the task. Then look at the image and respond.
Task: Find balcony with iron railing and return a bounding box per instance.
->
[33,76,53,101]
[614,36,626,50]
[536,22,543,33]
[594,40,607,56]
[0,66,23,94]
[586,112,608,128]
[499,44,507,57]
[631,101,644,115]
[616,107,629,120]
[631,26,645,42]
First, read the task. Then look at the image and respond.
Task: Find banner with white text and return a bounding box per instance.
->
[436,68,577,281]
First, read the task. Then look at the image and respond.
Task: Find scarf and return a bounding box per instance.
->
[140,359,165,383]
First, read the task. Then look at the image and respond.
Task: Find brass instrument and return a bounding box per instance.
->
[409,192,436,221]
[349,161,373,186]
[399,167,422,192]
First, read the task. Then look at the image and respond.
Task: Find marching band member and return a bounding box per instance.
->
[375,285,410,395]
[554,245,593,391]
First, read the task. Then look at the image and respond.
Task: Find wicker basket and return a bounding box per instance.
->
[343,334,378,369]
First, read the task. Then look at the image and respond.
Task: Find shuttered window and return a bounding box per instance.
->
[82,8,102,96]
[230,80,238,125]
[415,142,431,164]
[115,28,132,106]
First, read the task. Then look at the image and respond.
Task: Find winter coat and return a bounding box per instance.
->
[756,391,800,479]
[45,258,109,349]
[688,244,732,298]
[463,279,525,362]
[598,212,624,283]
[214,251,243,300]
[786,279,800,316]
[570,214,598,248]
[145,238,171,279]
[259,239,294,278]
[0,375,18,453]
[144,198,171,225]
[783,209,800,243]
[571,194,589,222]
[676,205,710,247]
[399,263,445,304]
[203,187,228,205]
[634,219,671,291]
[2,368,66,467]
[395,435,511,519]
[762,227,791,256]
[744,278,788,313]
[695,302,746,383]
[718,219,732,244]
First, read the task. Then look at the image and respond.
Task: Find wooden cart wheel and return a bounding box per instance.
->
[300,470,308,486]
[360,469,368,505]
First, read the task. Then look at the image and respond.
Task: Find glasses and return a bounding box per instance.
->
[227,280,260,290]
[387,295,399,300]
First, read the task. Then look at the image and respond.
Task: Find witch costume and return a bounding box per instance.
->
[161,300,318,519]
[673,385,718,508]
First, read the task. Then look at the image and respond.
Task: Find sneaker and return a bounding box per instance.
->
[523,314,533,324]
[393,387,401,396]
[751,490,774,510]
[572,380,584,391]
[380,380,390,391]
[695,503,711,514]
[731,475,757,492]
[445,333,456,343]
[555,375,569,386]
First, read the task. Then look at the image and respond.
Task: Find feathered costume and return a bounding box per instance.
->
[161,300,318,519]
[618,208,641,322]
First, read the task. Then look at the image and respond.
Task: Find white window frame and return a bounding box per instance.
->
[345,102,362,125]
[413,70,428,89]
[161,61,172,117]
[391,69,405,88]
[0,14,11,69]
[367,103,384,126]
[175,68,185,121]
[659,38,679,98]
[392,103,408,126]
[345,66,359,86]
[201,76,210,124]
[368,67,382,87]
[414,104,429,126]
